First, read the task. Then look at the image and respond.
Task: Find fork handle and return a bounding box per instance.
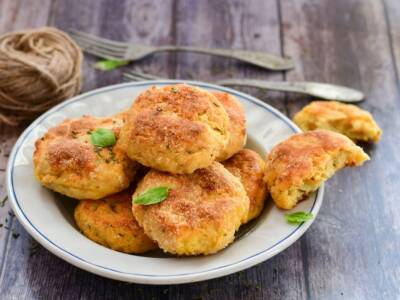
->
[154,46,294,71]
[218,79,311,93]
[216,79,364,102]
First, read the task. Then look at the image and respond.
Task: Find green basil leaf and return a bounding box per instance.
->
[285,211,313,224]
[133,187,170,205]
[94,59,129,71]
[90,128,116,147]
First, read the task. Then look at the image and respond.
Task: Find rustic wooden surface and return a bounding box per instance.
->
[0,0,399,299]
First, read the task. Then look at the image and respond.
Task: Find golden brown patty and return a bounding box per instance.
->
[264,130,369,209]
[222,149,268,223]
[132,162,249,255]
[74,191,157,253]
[34,115,138,199]
[118,84,230,174]
[293,101,382,142]
[213,92,247,161]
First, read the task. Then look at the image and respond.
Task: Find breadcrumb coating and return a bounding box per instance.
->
[294,101,382,142]
[223,149,268,223]
[213,92,247,161]
[74,191,157,253]
[34,115,138,199]
[132,162,249,255]
[264,130,369,209]
[118,84,230,174]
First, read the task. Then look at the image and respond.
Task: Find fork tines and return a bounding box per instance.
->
[68,30,127,60]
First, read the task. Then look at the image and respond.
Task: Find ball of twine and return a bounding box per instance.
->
[0,27,83,125]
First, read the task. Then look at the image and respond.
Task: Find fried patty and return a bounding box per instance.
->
[213,92,247,161]
[74,191,157,253]
[264,130,369,209]
[222,149,268,223]
[118,84,230,174]
[293,101,382,142]
[132,162,249,255]
[34,115,138,199]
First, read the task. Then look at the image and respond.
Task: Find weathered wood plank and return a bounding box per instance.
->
[171,1,307,299]
[281,0,400,299]
[0,0,52,35]
[383,0,400,82]
[50,0,175,92]
[0,1,53,297]
[0,0,176,299]
[175,0,288,114]
[0,126,22,288]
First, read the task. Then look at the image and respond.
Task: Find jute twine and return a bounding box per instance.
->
[0,27,83,125]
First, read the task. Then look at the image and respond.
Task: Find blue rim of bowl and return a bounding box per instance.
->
[6,80,323,283]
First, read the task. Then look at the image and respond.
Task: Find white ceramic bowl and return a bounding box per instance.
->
[6,81,323,284]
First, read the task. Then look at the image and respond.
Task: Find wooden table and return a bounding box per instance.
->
[1,0,399,299]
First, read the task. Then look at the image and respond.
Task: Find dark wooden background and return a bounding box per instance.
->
[0,0,399,299]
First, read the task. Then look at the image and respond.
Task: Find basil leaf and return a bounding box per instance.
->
[285,211,313,224]
[90,128,116,147]
[133,187,170,205]
[94,59,129,71]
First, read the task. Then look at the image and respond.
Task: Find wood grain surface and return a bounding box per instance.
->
[0,0,399,299]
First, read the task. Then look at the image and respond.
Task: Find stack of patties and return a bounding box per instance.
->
[33,84,374,256]
[118,84,268,255]
[34,84,269,255]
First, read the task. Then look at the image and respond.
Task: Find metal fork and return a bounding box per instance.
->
[122,70,364,103]
[68,30,294,71]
